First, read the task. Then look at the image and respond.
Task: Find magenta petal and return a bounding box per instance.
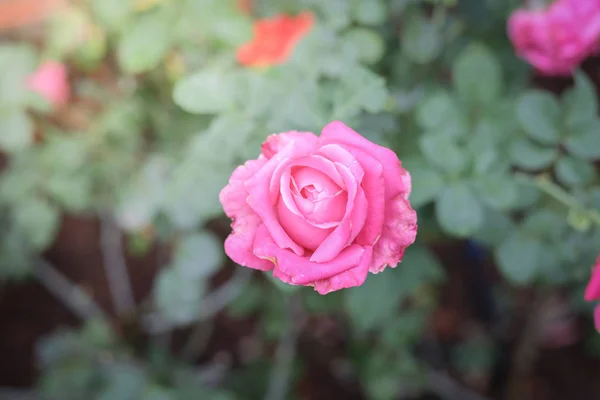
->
[320,121,411,201]
[219,157,273,270]
[585,261,600,301]
[370,194,417,273]
[253,223,366,286]
[313,246,373,295]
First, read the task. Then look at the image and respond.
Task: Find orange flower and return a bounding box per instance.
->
[237,11,315,67]
[0,0,65,31]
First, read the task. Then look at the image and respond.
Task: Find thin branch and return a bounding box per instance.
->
[264,294,305,400]
[100,213,136,317]
[34,259,105,321]
[142,268,253,333]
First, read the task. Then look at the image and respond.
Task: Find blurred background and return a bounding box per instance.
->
[1,0,600,399]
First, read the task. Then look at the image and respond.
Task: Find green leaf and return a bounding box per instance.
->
[402,13,442,64]
[435,183,483,237]
[475,174,519,210]
[408,167,445,207]
[419,134,467,175]
[495,233,543,285]
[343,28,385,65]
[91,0,132,32]
[351,0,387,25]
[453,44,501,105]
[173,69,237,114]
[473,209,515,247]
[13,198,60,250]
[0,44,37,106]
[398,245,445,289]
[0,109,34,152]
[116,156,169,230]
[563,71,597,131]
[98,363,146,400]
[512,180,540,209]
[171,232,223,279]
[509,138,557,170]
[117,10,173,73]
[555,156,596,187]
[155,267,204,325]
[345,271,406,331]
[331,66,388,120]
[522,209,566,243]
[416,91,468,137]
[564,118,600,160]
[516,90,562,144]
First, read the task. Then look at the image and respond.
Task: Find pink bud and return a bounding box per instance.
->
[26,60,70,108]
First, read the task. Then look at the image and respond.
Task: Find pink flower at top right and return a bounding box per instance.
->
[508,0,600,76]
[585,255,600,332]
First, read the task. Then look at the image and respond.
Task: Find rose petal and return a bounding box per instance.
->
[219,157,273,270]
[585,260,600,301]
[318,144,364,183]
[370,194,417,273]
[292,166,341,195]
[276,196,333,250]
[320,121,411,201]
[310,162,364,263]
[269,154,344,203]
[313,246,373,295]
[261,131,319,159]
[253,225,366,286]
[247,140,317,256]
[293,190,346,227]
[339,146,385,245]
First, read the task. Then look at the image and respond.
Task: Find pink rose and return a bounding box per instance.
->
[585,255,600,331]
[26,60,70,107]
[507,0,600,76]
[219,121,417,294]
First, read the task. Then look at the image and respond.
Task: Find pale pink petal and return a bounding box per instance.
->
[292,190,346,227]
[247,140,317,256]
[276,196,333,250]
[292,166,341,194]
[370,195,418,273]
[269,155,344,202]
[26,61,70,107]
[318,144,364,183]
[261,131,319,159]
[310,163,359,263]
